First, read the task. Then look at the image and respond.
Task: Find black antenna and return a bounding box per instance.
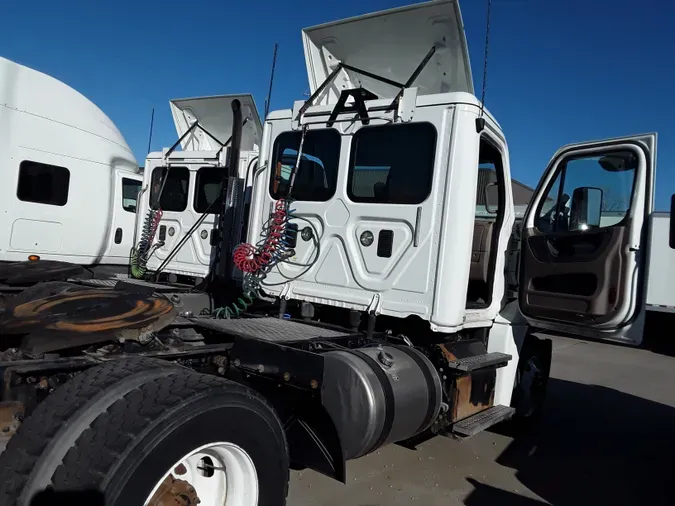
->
[146,107,155,154]
[476,0,492,133]
[264,43,279,119]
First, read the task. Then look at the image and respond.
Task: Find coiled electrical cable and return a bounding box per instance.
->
[130,209,163,279]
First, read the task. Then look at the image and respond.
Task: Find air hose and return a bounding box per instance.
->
[130,209,163,279]
[232,198,294,274]
[211,292,256,319]
[212,127,310,319]
[207,198,293,319]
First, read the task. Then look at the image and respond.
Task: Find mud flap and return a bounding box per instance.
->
[284,403,346,483]
[512,334,552,419]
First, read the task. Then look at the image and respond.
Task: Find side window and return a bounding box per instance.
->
[269,129,340,201]
[17,161,70,206]
[535,150,637,233]
[194,166,226,214]
[347,123,437,204]
[150,166,190,211]
[122,178,142,213]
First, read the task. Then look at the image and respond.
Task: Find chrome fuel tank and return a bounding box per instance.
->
[321,344,442,460]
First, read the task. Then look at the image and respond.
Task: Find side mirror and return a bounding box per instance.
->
[570,187,603,231]
[484,182,499,214]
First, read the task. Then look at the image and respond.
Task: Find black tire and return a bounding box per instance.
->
[510,335,552,431]
[0,357,289,506]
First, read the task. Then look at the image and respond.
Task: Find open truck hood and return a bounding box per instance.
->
[169,94,262,152]
[301,0,473,106]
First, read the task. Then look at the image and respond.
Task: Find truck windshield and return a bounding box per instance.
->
[269,129,340,201]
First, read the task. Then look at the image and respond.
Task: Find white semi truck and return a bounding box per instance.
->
[0,1,669,505]
[0,56,142,278]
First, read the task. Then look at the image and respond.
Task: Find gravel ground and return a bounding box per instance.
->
[288,334,675,506]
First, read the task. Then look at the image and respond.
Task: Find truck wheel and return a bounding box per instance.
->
[0,358,289,506]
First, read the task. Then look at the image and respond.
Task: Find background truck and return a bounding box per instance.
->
[0,56,142,278]
[0,1,666,505]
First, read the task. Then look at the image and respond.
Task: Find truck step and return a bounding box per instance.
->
[189,316,349,343]
[452,405,515,437]
[445,352,512,372]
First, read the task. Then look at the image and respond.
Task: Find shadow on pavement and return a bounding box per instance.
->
[465,378,675,506]
[30,489,105,505]
[642,312,675,358]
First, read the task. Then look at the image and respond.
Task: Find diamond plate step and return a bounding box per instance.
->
[70,278,169,289]
[452,405,515,437]
[189,316,349,343]
[69,277,187,293]
[445,352,512,372]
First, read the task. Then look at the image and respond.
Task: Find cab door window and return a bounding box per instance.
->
[535,151,637,233]
[468,137,506,308]
[122,178,142,213]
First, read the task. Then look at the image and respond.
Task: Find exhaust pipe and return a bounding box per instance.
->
[211,99,244,288]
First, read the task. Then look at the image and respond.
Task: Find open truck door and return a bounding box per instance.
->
[518,134,656,345]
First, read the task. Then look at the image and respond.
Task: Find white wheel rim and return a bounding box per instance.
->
[144,441,259,506]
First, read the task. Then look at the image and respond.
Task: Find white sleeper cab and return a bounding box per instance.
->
[0,56,142,271]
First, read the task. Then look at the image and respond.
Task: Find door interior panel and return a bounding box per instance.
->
[519,224,630,324]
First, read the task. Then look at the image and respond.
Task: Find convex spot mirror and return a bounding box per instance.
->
[570,186,603,231]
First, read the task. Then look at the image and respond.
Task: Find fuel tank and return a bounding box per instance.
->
[321,344,442,460]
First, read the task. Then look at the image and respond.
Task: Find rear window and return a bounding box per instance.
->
[150,166,190,212]
[347,123,437,205]
[269,129,341,201]
[194,166,226,213]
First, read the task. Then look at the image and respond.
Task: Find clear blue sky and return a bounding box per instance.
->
[2,0,673,208]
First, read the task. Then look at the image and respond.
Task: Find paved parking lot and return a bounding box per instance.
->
[288,335,675,506]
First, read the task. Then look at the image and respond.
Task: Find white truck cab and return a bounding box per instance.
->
[247,0,657,348]
[0,56,142,271]
[137,94,262,280]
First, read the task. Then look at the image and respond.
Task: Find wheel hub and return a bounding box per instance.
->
[148,473,201,506]
[144,442,258,506]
